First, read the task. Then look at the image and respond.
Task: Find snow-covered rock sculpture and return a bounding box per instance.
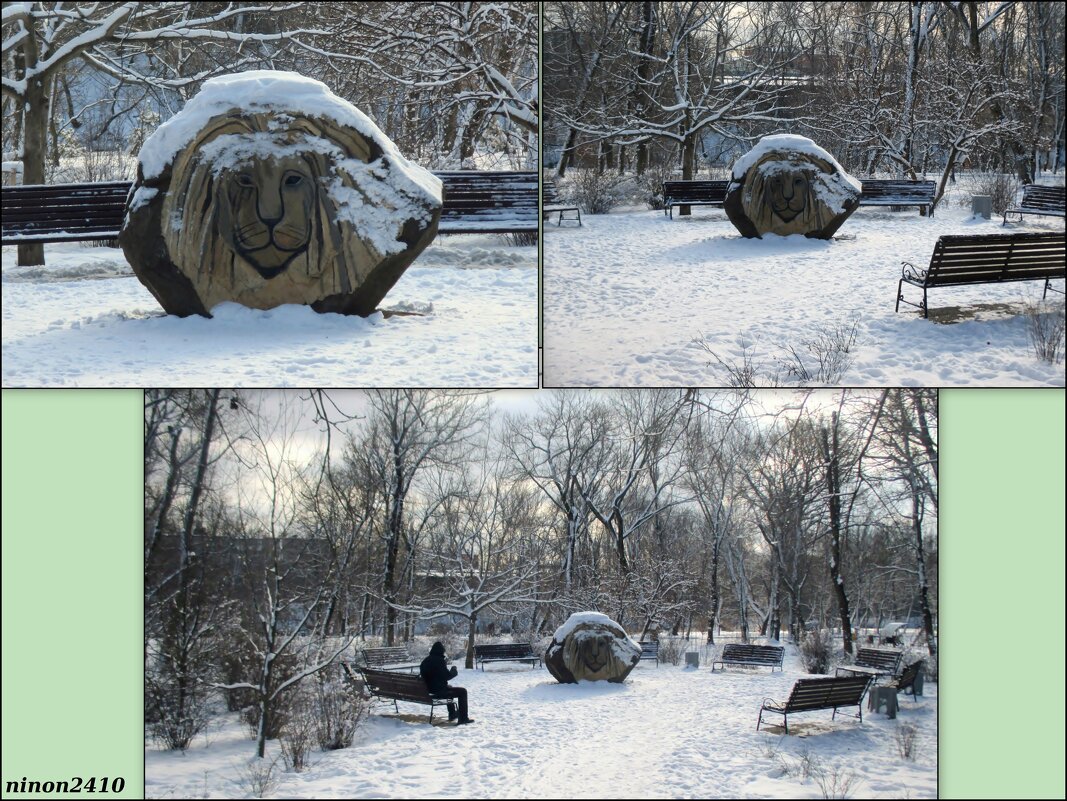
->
[724,134,860,240]
[120,71,442,317]
[545,612,642,684]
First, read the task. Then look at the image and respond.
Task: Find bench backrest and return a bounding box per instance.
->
[785,676,871,711]
[474,643,535,658]
[362,646,414,667]
[0,181,131,242]
[436,170,538,233]
[927,232,1066,286]
[1018,184,1065,212]
[721,643,785,665]
[639,640,659,656]
[358,667,431,700]
[663,180,729,202]
[853,648,903,672]
[892,659,925,691]
[543,181,563,205]
[859,180,935,202]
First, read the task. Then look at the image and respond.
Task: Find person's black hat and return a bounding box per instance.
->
[430,641,446,656]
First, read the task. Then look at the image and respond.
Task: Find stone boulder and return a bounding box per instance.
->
[120,71,442,317]
[545,612,642,684]
[724,134,860,239]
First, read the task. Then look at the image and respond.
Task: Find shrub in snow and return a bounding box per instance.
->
[724,134,861,240]
[120,70,442,318]
[1025,299,1065,364]
[544,611,642,683]
[799,628,832,674]
[569,168,626,214]
[312,666,367,751]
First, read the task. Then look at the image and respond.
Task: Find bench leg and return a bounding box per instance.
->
[896,279,904,313]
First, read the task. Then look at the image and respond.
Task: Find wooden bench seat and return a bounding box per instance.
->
[1003,184,1065,225]
[662,180,728,219]
[835,647,904,679]
[473,643,542,670]
[757,675,873,733]
[858,179,936,216]
[345,663,452,722]
[542,181,581,226]
[896,232,1065,317]
[711,643,785,672]
[361,646,421,673]
[1,171,538,245]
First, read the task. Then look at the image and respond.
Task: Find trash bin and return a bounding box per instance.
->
[685,652,700,668]
[972,195,993,219]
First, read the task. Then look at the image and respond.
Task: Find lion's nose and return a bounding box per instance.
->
[258,186,284,226]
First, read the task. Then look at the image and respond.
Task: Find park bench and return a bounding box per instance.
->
[858,179,936,216]
[835,647,904,679]
[638,640,660,665]
[757,675,873,734]
[435,170,538,233]
[542,181,581,226]
[711,643,785,672]
[662,180,728,219]
[895,232,1065,317]
[473,643,542,670]
[347,664,452,722]
[1003,184,1065,225]
[887,659,925,701]
[360,646,421,673]
[0,171,538,245]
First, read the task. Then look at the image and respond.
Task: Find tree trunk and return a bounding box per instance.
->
[18,72,50,267]
[822,417,854,656]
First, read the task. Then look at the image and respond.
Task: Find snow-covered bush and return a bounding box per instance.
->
[233,755,280,798]
[313,666,367,751]
[799,628,832,674]
[895,722,918,761]
[280,692,316,772]
[970,172,1022,216]
[570,168,625,214]
[641,164,675,210]
[656,636,684,666]
[1025,299,1065,364]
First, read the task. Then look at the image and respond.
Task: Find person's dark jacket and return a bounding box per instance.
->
[420,641,457,695]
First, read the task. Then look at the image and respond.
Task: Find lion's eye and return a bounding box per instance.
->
[236,174,254,187]
[284,174,304,187]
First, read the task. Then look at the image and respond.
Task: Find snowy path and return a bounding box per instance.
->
[543,203,1064,387]
[146,652,937,799]
[2,236,537,387]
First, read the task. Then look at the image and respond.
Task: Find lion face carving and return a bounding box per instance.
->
[766,173,809,223]
[121,74,443,318]
[216,156,316,278]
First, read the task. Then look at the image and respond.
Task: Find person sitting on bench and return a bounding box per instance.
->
[419,641,474,725]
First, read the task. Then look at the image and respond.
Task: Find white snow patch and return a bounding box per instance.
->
[136,70,441,206]
[732,134,862,194]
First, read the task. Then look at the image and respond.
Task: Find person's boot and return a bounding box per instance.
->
[447,704,457,721]
[457,717,475,725]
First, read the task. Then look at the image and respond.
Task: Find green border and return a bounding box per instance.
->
[939,388,1065,799]
[1,390,142,799]
[1,388,1064,799]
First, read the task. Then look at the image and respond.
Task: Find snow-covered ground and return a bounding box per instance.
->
[146,642,936,799]
[543,190,1065,387]
[2,235,536,387]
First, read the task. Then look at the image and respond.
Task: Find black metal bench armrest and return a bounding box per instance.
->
[761,697,784,712]
[900,261,927,283]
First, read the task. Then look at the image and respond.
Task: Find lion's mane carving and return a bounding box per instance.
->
[122,99,441,317]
